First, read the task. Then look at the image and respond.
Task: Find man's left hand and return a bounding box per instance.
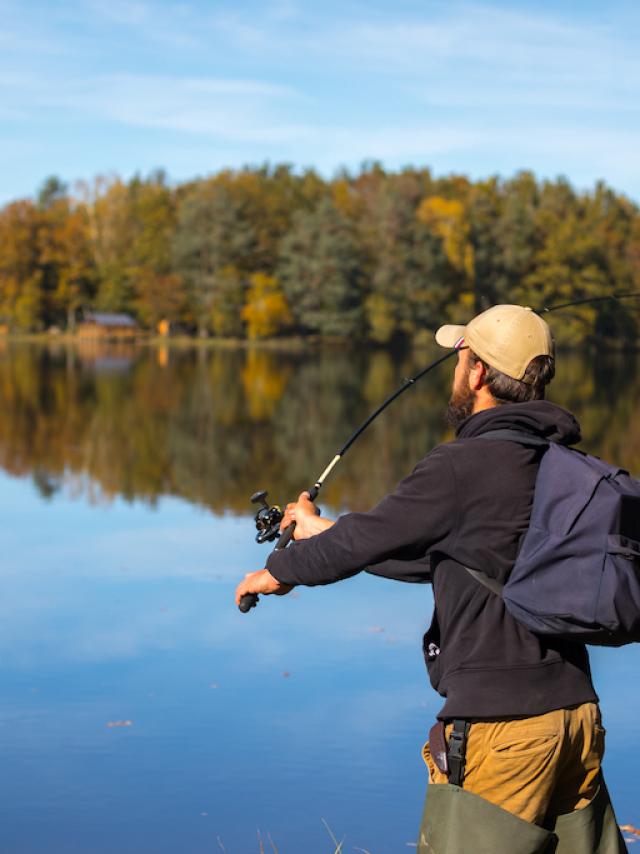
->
[235,569,293,606]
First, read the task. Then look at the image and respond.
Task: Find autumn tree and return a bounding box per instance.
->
[242,272,292,339]
[355,169,453,342]
[0,200,42,331]
[35,178,95,329]
[278,197,364,337]
[78,175,135,313]
[417,191,475,320]
[508,179,604,342]
[172,176,258,336]
[126,172,186,329]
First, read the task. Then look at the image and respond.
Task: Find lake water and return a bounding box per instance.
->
[0,340,639,853]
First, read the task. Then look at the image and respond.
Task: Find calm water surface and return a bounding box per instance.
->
[0,341,639,853]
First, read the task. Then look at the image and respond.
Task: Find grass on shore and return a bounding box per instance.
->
[215,818,390,853]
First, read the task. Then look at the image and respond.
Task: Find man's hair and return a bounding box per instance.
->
[469,351,555,403]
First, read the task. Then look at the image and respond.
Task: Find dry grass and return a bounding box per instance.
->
[255,829,280,853]
[321,818,345,853]
[216,818,373,853]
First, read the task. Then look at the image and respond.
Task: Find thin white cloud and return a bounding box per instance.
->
[348,7,586,65]
[84,0,157,27]
[73,73,309,142]
[1,69,311,143]
[0,22,69,55]
[266,0,300,22]
[77,0,202,49]
[315,4,640,109]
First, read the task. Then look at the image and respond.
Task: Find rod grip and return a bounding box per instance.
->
[275,522,296,550]
[239,593,258,613]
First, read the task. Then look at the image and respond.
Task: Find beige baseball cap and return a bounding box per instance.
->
[435,304,554,381]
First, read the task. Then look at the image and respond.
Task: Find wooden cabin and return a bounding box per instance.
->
[77,311,139,341]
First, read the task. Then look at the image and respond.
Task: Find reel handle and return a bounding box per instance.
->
[239,485,319,614]
[267,482,319,552]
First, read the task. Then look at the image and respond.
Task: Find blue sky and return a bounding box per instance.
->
[2,0,640,203]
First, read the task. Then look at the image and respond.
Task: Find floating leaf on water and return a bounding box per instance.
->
[621,825,640,837]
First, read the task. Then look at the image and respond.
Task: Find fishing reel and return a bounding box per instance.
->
[251,490,284,544]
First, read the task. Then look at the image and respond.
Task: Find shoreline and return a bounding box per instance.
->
[0,332,353,352]
[1,331,640,354]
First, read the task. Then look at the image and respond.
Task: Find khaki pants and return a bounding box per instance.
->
[422,703,605,825]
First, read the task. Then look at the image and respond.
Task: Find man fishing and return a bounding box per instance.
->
[235,304,626,853]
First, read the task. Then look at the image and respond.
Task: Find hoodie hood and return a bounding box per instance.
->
[456,400,582,445]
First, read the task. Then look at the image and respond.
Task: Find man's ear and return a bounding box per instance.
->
[468,359,486,392]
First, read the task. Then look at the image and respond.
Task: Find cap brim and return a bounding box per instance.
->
[435,324,466,348]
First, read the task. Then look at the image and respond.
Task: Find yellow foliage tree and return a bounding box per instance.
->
[241,272,292,340]
[417,196,475,279]
[332,178,360,219]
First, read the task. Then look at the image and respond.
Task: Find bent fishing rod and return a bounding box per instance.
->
[239,290,640,613]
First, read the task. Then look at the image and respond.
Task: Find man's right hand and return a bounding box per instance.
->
[280,491,335,540]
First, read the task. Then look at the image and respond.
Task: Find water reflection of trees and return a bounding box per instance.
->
[0,342,638,514]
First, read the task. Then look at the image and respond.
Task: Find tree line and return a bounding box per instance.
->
[1,165,639,344]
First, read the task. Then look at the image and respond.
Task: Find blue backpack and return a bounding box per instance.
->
[465,430,640,646]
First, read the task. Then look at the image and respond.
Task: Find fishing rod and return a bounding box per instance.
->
[238,290,640,613]
[240,346,459,613]
[539,290,640,314]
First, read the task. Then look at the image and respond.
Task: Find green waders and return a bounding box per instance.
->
[417,782,627,854]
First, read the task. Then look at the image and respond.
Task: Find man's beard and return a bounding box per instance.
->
[445,379,476,429]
